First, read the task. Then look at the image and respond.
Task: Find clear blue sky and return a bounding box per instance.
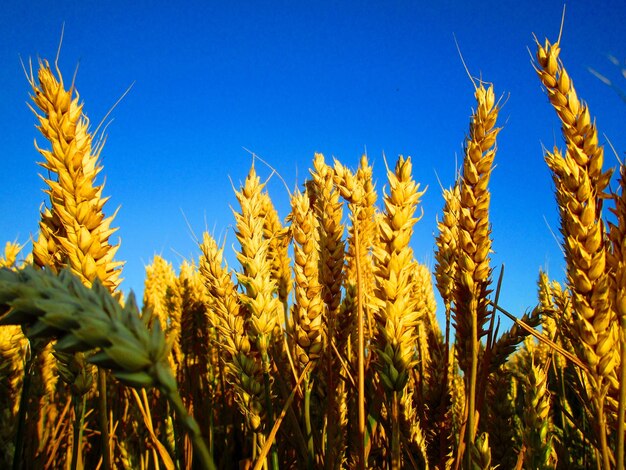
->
[1,1,625,326]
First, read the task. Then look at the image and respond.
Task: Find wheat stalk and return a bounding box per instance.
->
[143,255,176,334]
[172,261,216,465]
[536,36,618,468]
[435,184,461,315]
[287,189,325,464]
[309,153,346,322]
[608,163,626,468]
[453,82,499,375]
[333,156,380,467]
[142,255,179,465]
[307,152,347,469]
[372,156,424,393]
[334,155,378,350]
[449,83,500,467]
[370,155,425,468]
[412,262,454,467]
[27,58,126,468]
[199,231,266,460]
[233,167,283,468]
[435,183,461,387]
[412,261,440,404]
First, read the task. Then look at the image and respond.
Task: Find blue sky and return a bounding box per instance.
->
[1,1,625,326]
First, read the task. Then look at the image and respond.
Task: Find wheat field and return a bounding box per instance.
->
[0,30,625,470]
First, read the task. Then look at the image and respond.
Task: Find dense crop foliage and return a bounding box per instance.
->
[1,32,625,469]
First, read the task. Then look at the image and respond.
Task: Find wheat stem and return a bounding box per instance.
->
[308,153,346,469]
[262,356,279,470]
[304,378,314,468]
[98,370,111,469]
[253,362,313,470]
[70,394,87,470]
[355,213,366,470]
[617,315,626,470]
[12,349,35,470]
[391,391,401,470]
[466,298,478,468]
[165,387,216,470]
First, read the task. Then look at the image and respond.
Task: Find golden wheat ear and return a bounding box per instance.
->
[29,60,123,291]
[199,231,266,449]
[233,166,281,358]
[536,35,618,469]
[520,352,555,469]
[289,189,324,371]
[259,192,292,306]
[143,255,176,332]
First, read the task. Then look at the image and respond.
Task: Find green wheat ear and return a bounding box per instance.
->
[0,266,169,389]
[0,266,216,469]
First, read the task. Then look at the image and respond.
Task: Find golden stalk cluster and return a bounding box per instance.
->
[2,31,626,470]
[143,255,176,333]
[537,38,617,380]
[334,155,378,321]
